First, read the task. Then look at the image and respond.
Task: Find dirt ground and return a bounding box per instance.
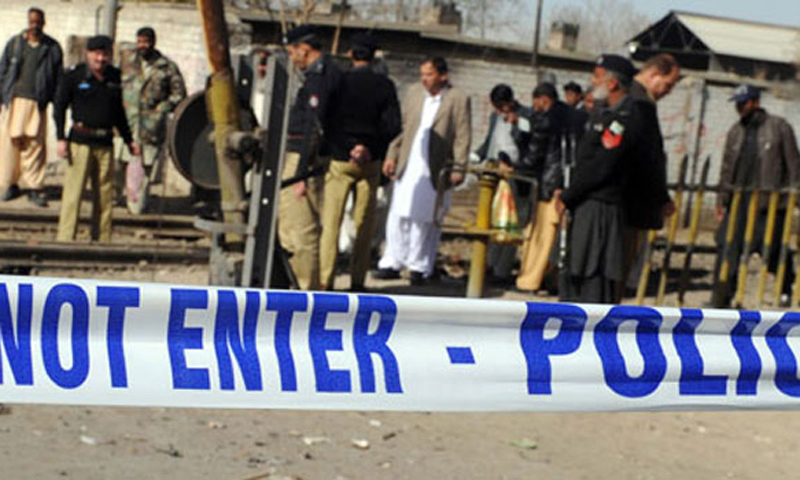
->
[1,260,798,480]
[3,185,800,479]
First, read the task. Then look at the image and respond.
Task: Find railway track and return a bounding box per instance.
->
[0,208,209,271]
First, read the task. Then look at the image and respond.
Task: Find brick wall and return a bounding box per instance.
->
[0,0,249,195]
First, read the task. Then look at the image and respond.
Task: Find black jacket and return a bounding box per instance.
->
[525,100,571,200]
[561,95,642,210]
[623,80,671,229]
[54,64,132,147]
[286,55,343,176]
[0,32,63,111]
[328,65,401,162]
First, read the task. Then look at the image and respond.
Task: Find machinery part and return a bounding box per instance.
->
[197,0,247,244]
[167,91,258,190]
[677,157,710,306]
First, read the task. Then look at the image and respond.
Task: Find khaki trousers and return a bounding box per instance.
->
[516,199,560,291]
[278,152,323,290]
[0,98,47,190]
[57,143,114,242]
[320,160,381,289]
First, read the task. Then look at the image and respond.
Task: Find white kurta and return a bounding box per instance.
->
[379,92,447,276]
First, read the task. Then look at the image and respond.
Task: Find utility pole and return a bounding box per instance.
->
[480,0,486,39]
[103,0,119,40]
[532,0,544,70]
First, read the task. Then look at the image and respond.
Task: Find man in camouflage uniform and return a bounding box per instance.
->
[120,27,186,214]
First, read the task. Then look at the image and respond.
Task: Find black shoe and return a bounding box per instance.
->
[409,271,427,286]
[1,185,20,202]
[27,190,47,208]
[372,268,401,280]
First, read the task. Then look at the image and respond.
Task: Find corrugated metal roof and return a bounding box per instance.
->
[674,11,800,64]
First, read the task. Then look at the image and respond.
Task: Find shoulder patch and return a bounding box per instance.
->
[601,128,623,150]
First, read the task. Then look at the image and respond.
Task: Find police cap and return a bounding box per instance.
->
[285,24,320,47]
[595,54,637,82]
[350,31,378,61]
[86,35,112,52]
[729,84,760,103]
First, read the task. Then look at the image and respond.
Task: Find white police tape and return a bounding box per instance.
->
[1,275,800,411]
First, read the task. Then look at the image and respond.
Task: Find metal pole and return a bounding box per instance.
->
[196,0,247,245]
[103,0,119,40]
[467,172,499,298]
[480,0,486,39]
[532,0,544,69]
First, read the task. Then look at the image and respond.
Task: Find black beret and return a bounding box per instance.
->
[563,81,583,94]
[285,24,319,46]
[351,32,378,53]
[595,54,637,80]
[533,82,558,100]
[86,35,112,52]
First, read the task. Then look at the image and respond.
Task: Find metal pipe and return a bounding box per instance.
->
[733,191,760,308]
[532,0,544,70]
[467,172,499,298]
[774,191,796,305]
[756,191,780,307]
[196,0,247,244]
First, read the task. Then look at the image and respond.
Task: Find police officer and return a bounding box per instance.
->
[555,55,642,303]
[120,26,186,214]
[279,25,343,290]
[54,35,139,242]
[319,32,401,291]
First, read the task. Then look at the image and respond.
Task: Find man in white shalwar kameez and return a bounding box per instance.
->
[374,57,471,285]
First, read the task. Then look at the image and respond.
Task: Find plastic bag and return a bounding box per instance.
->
[125,157,145,205]
[491,179,519,231]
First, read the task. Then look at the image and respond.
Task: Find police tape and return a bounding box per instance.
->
[1,275,800,411]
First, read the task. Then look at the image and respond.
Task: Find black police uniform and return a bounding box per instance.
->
[560,94,643,303]
[285,55,343,179]
[53,64,132,146]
